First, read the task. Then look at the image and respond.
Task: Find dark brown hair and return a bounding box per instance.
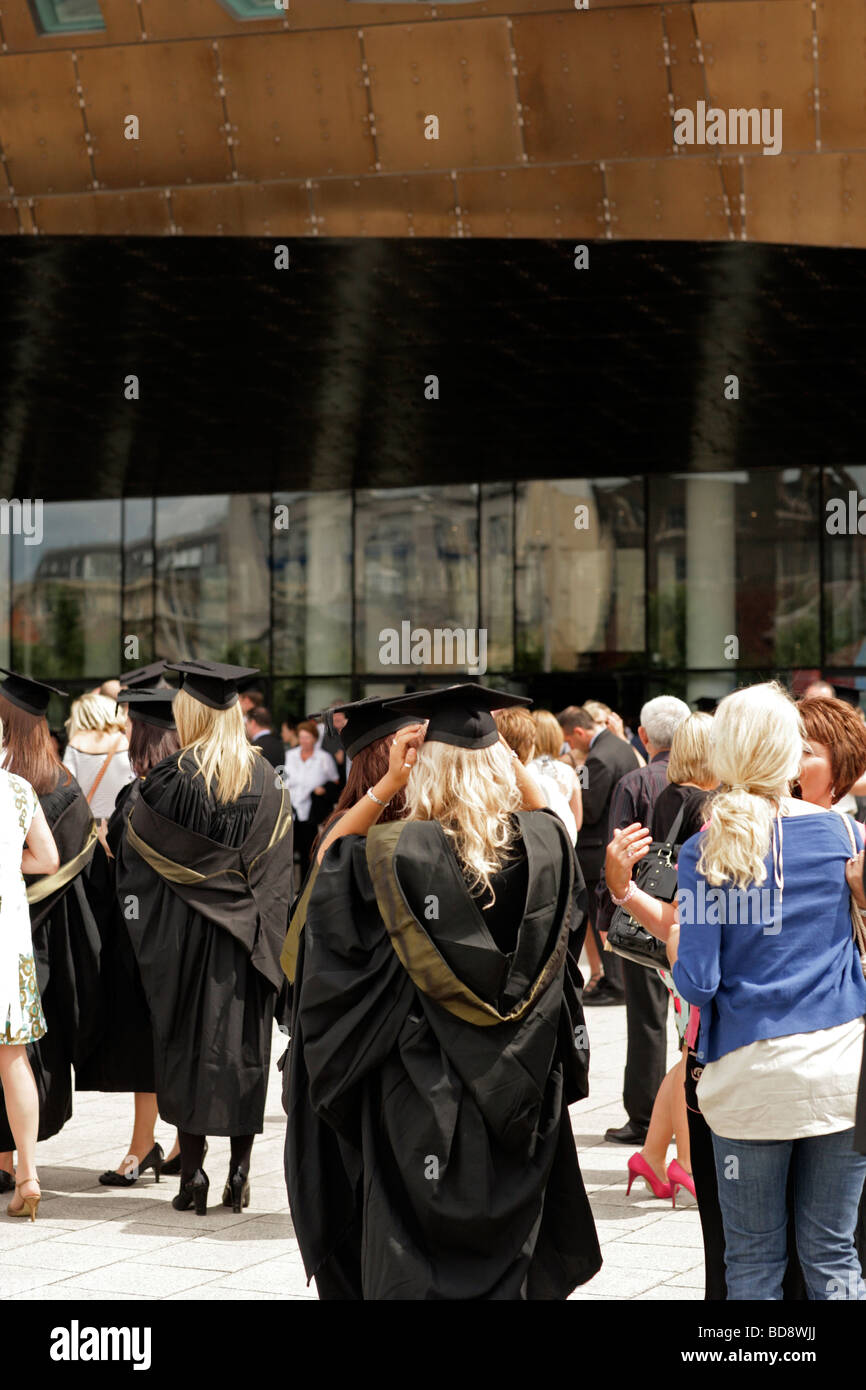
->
[315,738,406,849]
[128,719,181,778]
[798,696,866,801]
[0,692,71,796]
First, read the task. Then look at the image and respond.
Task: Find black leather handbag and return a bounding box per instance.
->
[605,802,688,970]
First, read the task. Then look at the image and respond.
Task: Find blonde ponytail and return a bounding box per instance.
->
[697,682,802,889]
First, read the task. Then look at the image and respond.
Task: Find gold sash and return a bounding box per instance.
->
[26,820,98,905]
[280,862,320,985]
[366,822,569,1028]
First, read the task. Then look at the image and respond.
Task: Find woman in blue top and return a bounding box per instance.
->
[669,681,866,1301]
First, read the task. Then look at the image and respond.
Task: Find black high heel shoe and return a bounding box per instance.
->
[222,1166,251,1214]
[162,1140,207,1178]
[172,1168,209,1216]
[99,1142,164,1187]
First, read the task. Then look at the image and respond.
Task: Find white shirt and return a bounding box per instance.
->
[526,764,577,845]
[283,746,339,822]
[696,1017,865,1140]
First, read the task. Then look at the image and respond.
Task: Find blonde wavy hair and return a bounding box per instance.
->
[667,711,715,788]
[174,688,257,804]
[66,692,127,739]
[403,740,522,901]
[533,709,566,759]
[697,682,803,889]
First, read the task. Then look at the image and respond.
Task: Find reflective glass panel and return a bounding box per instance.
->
[515,478,644,672]
[155,494,271,667]
[648,469,820,695]
[355,486,479,677]
[11,499,121,681]
[272,492,352,677]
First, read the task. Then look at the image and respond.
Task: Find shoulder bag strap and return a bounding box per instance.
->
[85,735,123,806]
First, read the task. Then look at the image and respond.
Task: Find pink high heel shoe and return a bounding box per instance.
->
[626,1152,673,1200]
[667,1159,696,1208]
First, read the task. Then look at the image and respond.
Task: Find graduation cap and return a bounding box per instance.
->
[311,696,420,760]
[119,660,171,691]
[0,668,68,717]
[166,660,260,712]
[384,683,532,750]
[116,688,177,731]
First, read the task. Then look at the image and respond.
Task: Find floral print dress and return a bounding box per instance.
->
[0,771,44,1045]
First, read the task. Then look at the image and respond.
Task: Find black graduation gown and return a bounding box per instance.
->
[0,771,101,1149]
[116,751,293,1136]
[285,809,602,1301]
[76,780,155,1093]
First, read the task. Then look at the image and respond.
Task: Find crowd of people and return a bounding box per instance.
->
[2,662,866,1302]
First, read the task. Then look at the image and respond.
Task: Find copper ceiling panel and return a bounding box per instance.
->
[665,3,709,131]
[718,155,743,237]
[513,9,671,162]
[459,164,603,236]
[218,31,374,179]
[312,172,458,237]
[77,42,230,189]
[694,0,815,154]
[816,0,866,150]
[745,151,866,246]
[0,199,19,234]
[31,188,170,234]
[0,51,91,196]
[364,18,522,173]
[607,155,731,237]
[172,180,310,235]
[139,0,286,41]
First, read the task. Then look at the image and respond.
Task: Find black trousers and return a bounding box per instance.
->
[621,957,668,1130]
[580,878,623,991]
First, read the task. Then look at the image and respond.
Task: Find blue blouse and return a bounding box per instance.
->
[672,812,866,1063]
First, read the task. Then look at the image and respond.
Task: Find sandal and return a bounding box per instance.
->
[7,1176,40,1221]
[583,972,605,998]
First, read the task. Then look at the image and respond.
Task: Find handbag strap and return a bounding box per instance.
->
[662,800,689,851]
[834,809,866,966]
[85,735,123,806]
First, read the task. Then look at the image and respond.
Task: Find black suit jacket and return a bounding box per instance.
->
[252,731,286,769]
[576,729,641,883]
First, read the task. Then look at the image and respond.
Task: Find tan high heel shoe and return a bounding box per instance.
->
[8,1177,40,1221]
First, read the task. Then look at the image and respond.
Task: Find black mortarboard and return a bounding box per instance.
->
[119,661,171,691]
[384,683,532,750]
[0,668,68,717]
[167,660,260,711]
[116,688,177,731]
[311,696,420,760]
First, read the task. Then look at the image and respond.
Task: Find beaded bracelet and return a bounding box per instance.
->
[610,880,637,907]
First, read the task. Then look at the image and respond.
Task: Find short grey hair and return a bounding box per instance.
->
[639,696,691,750]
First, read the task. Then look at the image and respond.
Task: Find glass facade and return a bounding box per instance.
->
[6,466,864,725]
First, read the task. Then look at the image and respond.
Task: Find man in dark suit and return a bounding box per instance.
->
[246,705,285,768]
[559,706,640,1004]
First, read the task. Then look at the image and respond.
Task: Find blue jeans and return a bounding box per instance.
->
[711,1128,866,1300]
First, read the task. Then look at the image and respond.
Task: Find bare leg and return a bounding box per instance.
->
[639,1061,678,1183]
[584,931,603,980]
[0,1046,39,1210]
[0,1150,14,1175]
[115,1091,159,1175]
[672,1051,691,1172]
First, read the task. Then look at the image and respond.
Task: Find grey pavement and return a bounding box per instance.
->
[2,968,699,1300]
